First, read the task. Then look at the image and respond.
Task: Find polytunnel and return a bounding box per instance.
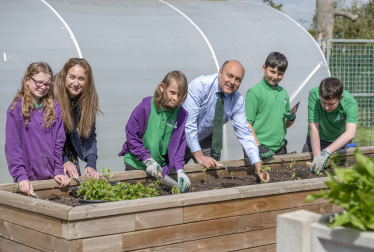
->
[0,0,330,183]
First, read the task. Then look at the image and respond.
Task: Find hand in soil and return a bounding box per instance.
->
[18,180,33,196]
[193,151,219,168]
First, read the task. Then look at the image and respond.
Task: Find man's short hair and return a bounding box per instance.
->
[319,77,344,100]
[221,60,245,76]
[264,52,288,72]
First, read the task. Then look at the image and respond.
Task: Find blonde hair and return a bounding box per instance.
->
[154,71,188,110]
[53,58,102,138]
[11,62,55,128]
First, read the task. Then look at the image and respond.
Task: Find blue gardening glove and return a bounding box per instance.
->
[177,169,190,192]
[310,149,332,174]
[258,144,274,158]
[283,112,296,121]
[143,158,163,180]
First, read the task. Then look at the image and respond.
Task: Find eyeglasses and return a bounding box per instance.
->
[30,77,53,90]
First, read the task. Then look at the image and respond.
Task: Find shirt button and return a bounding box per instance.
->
[162,119,165,121]
[212,110,214,112]
[207,120,209,122]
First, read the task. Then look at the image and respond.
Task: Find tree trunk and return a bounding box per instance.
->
[316,0,358,53]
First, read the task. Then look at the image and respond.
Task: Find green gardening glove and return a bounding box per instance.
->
[143,158,163,180]
[258,144,275,158]
[283,112,296,121]
[177,169,190,192]
[310,149,332,174]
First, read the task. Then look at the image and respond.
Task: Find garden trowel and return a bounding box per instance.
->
[161,175,180,189]
[29,189,39,199]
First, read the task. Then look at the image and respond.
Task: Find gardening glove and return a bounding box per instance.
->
[143,158,163,180]
[310,149,332,174]
[258,144,274,158]
[177,169,190,193]
[283,112,296,121]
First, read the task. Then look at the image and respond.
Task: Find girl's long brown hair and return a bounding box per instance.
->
[53,58,102,138]
[154,71,188,110]
[11,62,55,127]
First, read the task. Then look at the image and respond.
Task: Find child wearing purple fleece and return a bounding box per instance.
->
[118,71,191,192]
[5,62,70,196]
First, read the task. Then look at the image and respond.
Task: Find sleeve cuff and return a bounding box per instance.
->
[188,140,201,154]
[248,153,261,166]
[85,154,97,170]
[63,155,70,164]
[54,167,65,176]
[17,175,29,183]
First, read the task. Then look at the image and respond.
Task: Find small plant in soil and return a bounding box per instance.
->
[172,186,181,195]
[77,170,162,202]
[260,165,271,183]
[291,172,297,180]
[306,149,374,231]
[201,167,209,184]
[229,171,234,180]
[289,159,296,169]
[329,153,342,166]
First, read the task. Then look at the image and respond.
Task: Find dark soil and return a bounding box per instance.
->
[41,193,81,206]
[39,158,356,206]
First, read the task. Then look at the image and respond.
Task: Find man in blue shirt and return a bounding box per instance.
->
[183,60,270,182]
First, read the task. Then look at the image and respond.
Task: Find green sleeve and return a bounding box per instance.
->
[345,99,358,124]
[308,90,320,123]
[245,89,259,124]
[286,93,291,112]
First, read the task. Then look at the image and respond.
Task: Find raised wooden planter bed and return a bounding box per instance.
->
[1,147,373,252]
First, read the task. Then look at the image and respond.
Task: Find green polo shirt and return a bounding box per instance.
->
[124,98,179,169]
[307,87,358,142]
[245,78,291,152]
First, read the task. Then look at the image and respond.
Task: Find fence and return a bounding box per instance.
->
[327,39,374,146]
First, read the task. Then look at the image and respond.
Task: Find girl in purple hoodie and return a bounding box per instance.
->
[5,62,70,196]
[118,71,191,192]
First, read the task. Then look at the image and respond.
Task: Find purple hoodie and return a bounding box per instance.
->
[5,98,66,182]
[118,96,188,177]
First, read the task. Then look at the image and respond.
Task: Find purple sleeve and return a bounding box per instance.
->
[125,104,152,162]
[53,102,66,176]
[173,128,187,171]
[5,107,29,182]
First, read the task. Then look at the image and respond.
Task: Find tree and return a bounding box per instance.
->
[263,0,283,12]
[316,0,358,52]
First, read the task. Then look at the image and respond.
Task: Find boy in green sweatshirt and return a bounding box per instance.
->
[245,52,296,159]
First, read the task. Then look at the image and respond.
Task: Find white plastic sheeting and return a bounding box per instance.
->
[0,0,329,183]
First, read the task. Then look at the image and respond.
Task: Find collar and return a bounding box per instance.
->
[214,73,229,98]
[261,77,282,91]
[34,103,43,110]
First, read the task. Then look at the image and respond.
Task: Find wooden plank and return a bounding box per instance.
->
[184,228,276,252]
[0,220,70,252]
[122,225,185,251]
[0,236,42,252]
[64,214,135,240]
[234,177,330,198]
[235,244,276,252]
[82,234,122,252]
[185,216,238,241]
[135,208,183,230]
[184,194,288,223]
[0,190,71,220]
[288,190,329,208]
[131,243,184,252]
[238,203,332,233]
[0,204,62,237]
[332,204,344,213]
[68,189,240,221]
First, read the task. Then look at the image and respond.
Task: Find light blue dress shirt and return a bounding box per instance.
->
[183,73,261,165]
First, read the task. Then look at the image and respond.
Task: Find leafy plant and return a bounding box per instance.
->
[229,171,234,180]
[260,166,271,183]
[329,153,342,166]
[305,149,374,231]
[100,168,111,181]
[77,169,161,202]
[291,172,297,180]
[172,186,181,195]
[345,161,349,167]
[289,159,296,169]
[201,167,209,185]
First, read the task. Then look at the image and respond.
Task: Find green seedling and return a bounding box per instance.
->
[329,153,342,166]
[260,165,271,184]
[100,168,111,181]
[229,171,234,180]
[291,172,297,180]
[289,159,296,169]
[213,186,223,190]
[297,177,301,180]
[201,167,209,185]
[172,186,181,195]
[345,161,349,167]
[77,169,162,202]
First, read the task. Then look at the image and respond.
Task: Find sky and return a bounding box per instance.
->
[250,0,370,30]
